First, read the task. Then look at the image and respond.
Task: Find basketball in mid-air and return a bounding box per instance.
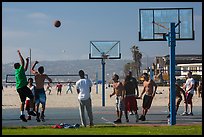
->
[54,20,61,28]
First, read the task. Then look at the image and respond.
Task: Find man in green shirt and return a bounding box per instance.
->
[14,50,36,122]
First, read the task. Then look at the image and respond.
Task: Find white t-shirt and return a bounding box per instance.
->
[185,78,195,94]
[76,78,92,100]
[26,85,35,100]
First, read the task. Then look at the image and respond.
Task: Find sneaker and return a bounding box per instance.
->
[139,115,143,120]
[36,117,41,122]
[36,112,41,122]
[20,115,27,122]
[27,115,31,120]
[28,111,36,116]
[129,111,134,115]
[139,115,146,121]
[41,116,45,122]
[89,123,94,127]
[135,114,139,122]
[188,112,194,116]
[181,112,188,116]
[114,119,122,123]
[82,123,86,127]
[141,115,146,121]
[40,113,45,122]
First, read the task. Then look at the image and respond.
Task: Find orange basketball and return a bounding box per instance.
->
[54,20,61,28]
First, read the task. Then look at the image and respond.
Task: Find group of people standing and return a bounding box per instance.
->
[110,71,157,123]
[46,82,74,95]
[110,70,198,124]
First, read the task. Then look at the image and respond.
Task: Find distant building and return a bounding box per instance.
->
[177,63,202,76]
[153,54,202,81]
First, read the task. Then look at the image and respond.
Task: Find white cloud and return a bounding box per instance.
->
[2,6,25,14]
[27,12,49,20]
[2,30,31,39]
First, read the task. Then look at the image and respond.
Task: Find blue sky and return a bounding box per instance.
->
[2,2,202,64]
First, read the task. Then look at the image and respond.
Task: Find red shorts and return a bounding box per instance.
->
[25,100,30,111]
[124,96,138,111]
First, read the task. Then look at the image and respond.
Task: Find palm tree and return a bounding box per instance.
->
[131,45,142,78]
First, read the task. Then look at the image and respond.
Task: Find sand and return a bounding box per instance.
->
[2,85,202,109]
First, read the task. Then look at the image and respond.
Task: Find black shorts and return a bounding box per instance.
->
[57,88,62,92]
[17,86,34,103]
[142,94,153,109]
[184,92,193,104]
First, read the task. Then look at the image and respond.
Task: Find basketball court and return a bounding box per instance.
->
[3,8,199,127]
[2,106,202,127]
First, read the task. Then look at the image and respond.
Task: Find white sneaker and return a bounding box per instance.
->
[188,112,194,116]
[135,114,139,122]
[181,112,188,116]
[129,112,134,115]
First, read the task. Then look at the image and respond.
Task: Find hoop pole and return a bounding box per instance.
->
[169,22,176,125]
[29,48,31,78]
[96,70,98,94]
[150,67,154,80]
[101,58,106,106]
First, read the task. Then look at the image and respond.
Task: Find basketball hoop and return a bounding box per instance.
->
[89,41,121,107]
[154,33,169,40]
[101,54,109,59]
[139,8,194,41]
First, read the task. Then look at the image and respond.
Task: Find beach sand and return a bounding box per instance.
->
[2,85,202,109]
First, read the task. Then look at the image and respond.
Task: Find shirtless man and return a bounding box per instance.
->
[31,61,52,122]
[139,73,157,121]
[167,82,187,118]
[110,74,125,124]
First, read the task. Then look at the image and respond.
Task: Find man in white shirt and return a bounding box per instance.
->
[76,70,93,127]
[182,71,195,116]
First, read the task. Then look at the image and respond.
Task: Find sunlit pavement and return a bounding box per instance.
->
[2,106,202,127]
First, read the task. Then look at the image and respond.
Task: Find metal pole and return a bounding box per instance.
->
[30,48,31,78]
[101,58,106,106]
[146,55,148,70]
[96,70,98,94]
[150,67,154,80]
[169,23,176,125]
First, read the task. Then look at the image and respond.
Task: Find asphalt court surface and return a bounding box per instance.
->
[2,106,202,127]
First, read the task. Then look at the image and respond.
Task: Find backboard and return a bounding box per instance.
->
[89,41,121,59]
[139,8,194,41]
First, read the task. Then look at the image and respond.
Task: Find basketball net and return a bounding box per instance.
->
[101,54,109,59]
[153,21,169,31]
[153,21,169,39]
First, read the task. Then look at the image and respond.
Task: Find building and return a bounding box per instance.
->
[154,54,202,81]
[177,63,202,77]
